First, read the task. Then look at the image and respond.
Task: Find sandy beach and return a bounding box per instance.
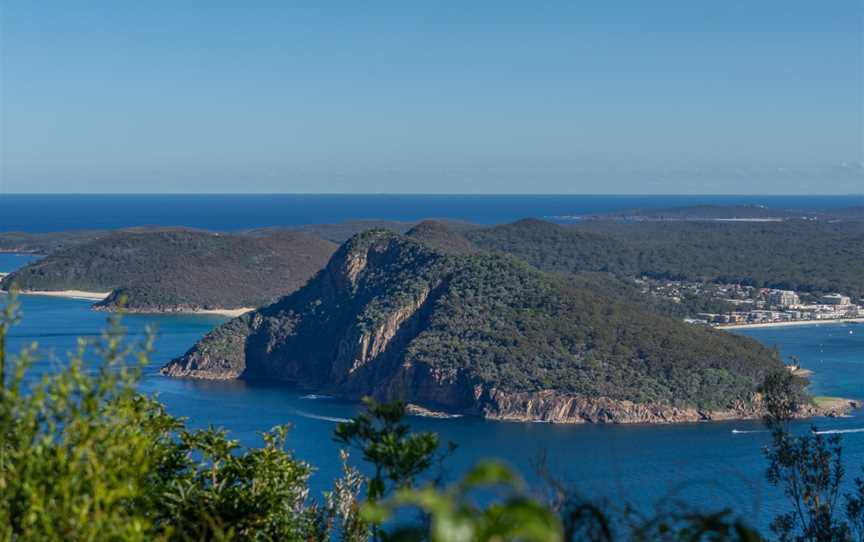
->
[717,318,864,330]
[0,289,254,317]
[185,307,254,317]
[17,289,111,301]
[94,306,257,318]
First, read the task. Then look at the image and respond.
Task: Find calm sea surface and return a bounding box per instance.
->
[1,194,862,232]
[1,196,862,531]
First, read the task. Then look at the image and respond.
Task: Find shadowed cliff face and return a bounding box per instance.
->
[162,229,796,424]
[163,230,456,392]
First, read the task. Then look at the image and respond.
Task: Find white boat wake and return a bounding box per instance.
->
[813,428,864,435]
[731,429,768,434]
[301,394,333,400]
[293,409,351,424]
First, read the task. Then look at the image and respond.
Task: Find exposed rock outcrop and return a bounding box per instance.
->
[476,389,860,424]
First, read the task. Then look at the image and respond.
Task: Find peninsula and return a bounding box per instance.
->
[162,229,854,424]
[1,229,336,313]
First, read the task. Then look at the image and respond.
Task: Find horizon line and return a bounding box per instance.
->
[1,193,862,198]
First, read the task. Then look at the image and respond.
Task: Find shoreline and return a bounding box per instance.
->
[163,367,862,425]
[393,395,861,424]
[1,290,253,317]
[96,305,256,318]
[717,318,864,330]
[16,289,111,301]
[179,307,254,317]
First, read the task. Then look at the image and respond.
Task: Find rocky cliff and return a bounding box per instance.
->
[162,229,818,423]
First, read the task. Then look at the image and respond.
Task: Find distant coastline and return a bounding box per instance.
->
[2,194,861,233]
[718,318,864,330]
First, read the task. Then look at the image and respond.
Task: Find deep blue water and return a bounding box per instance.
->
[1,194,862,232]
[3,291,862,530]
[0,254,41,273]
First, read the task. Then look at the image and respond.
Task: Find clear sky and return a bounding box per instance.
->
[1,1,862,194]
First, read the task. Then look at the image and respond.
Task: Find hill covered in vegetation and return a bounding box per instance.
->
[5,209,862,314]
[163,229,796,423]
[460,218,864,299]
[1,229,336,311]
[0,229,112,254]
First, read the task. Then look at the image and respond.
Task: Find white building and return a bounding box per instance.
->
[767,290,799,307]
[821,293,851,306]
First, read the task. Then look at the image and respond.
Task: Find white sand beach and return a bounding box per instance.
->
[185,307,255,317]
[718,318,864,330]
[94,306,256,317]
[18,290,111,301]
[0,289,255,317]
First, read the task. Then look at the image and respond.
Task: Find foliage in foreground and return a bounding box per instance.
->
[1,292,863,541]
[761,371,864,542]
[0,295,336,541]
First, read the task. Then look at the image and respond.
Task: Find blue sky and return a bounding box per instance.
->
[1,1,861,194]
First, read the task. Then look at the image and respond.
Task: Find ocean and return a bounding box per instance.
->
[1,194,862,531]
[1,193,862,232]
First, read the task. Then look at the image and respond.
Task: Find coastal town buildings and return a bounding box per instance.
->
[767,290,799,307]
[821,293,852,306]
[638,278,863,327]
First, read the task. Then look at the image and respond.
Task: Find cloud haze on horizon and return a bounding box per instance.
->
[1,1,862,195]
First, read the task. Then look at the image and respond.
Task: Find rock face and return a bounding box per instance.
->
[477,389,860,424]
[163,229,801,424]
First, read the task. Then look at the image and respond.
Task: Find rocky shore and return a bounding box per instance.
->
[476,389,860,424]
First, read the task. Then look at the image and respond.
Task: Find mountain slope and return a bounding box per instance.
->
[1,229,336,311]
[163,229,787,423]
[405,220,479,254]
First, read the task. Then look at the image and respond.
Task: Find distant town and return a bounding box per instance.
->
[637,277,864,327]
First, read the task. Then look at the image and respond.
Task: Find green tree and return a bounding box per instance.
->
[761,370,864,542]
[0,292,328,541]
[334,398,443,503]
[847,476,864,542]
[333,398,448,540]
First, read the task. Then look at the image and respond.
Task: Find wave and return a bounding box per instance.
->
[293,409,350,424]
[813,428,864,435]
[733,427,864,436]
